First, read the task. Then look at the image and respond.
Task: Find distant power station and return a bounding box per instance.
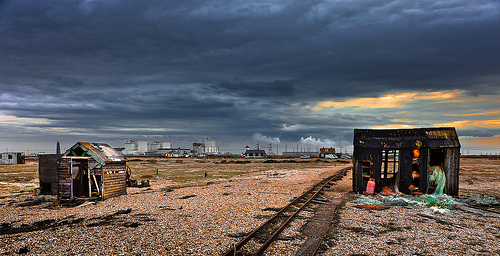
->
[121,140,150,155]
[193,139,220,156]
[119,139,219,156]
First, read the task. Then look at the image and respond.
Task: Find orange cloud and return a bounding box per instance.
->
[460,137,500,147]
[313,91,463,110]
[392,118,413,123]
[371,124,418,129]
[434,119,500,129]
[0,114,49,125]
[446,110,500,117]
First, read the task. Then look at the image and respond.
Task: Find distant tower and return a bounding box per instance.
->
[56,139,61,154]
[268,143,274,155]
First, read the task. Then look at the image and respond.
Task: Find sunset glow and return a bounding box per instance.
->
[313,91,464,110]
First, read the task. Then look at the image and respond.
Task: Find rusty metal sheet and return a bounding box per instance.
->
[65,142,125,164]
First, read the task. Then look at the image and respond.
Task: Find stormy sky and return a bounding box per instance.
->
[1,0,500,154]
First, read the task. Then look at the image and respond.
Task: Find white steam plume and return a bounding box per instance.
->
[252,132,281,144]
[300,136,336,146]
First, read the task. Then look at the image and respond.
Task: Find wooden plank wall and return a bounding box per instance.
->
[418,148,429,194]
[398,149,413,195]
[38,154,61,195]
[102,163,127,200]
[371,151,382,193]
[57,158,72,199]
[352,160,364,194]
[445,148,460,196]
[353,148,380,193]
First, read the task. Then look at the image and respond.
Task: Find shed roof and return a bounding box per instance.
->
[63,142,125,165]
[354,127,461,149]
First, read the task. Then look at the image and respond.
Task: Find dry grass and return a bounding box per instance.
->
[0,156,346,197]
[1,155,499,198]
[459,156,500,197]
[125,156,345,190]
[0,157,38,197]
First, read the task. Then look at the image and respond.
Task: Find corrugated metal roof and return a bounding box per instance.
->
[64,142,125,164]
[354,127,461,149]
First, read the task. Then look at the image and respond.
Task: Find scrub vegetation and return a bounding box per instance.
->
[459,156,500,197]
[0,156,499,198]
[0,156,342,196]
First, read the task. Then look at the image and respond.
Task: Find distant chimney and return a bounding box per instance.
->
[56,139,61,154]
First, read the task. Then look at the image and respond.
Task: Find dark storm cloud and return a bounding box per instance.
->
[211,80,296,97]
[3,1,499,89]
[0,0,499,152]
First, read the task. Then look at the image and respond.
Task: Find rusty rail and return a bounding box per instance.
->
[223,167,350,256]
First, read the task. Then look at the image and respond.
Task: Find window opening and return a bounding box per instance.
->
[380,150,399,192]
[380,150,399,179]
[429,148,444,167]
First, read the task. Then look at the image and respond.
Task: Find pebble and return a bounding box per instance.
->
[0,164,349,255]
[3,161,497,256]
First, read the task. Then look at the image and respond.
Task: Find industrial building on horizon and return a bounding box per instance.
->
[119,138,219,156]
[193,139,220,156]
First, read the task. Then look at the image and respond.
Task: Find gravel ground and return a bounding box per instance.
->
[0,164,349,255]
[321,174,500,256]
[1,158,499,256]
[323,203,500,256]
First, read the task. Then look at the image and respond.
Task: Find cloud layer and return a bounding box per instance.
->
[0,0,499,153]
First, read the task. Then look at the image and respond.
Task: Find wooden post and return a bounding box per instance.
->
[383,150,389,179]
[92,175,100,196]
[88,161,91,198]
[70,158,73,200]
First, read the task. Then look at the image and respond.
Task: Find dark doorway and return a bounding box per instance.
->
[71,159,89,198]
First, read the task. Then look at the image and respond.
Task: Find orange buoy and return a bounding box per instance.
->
[413,149,420,158]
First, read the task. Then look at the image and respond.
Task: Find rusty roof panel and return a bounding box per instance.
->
[64,142,125,164]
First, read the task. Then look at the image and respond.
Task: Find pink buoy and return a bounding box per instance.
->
[366,178,375,195]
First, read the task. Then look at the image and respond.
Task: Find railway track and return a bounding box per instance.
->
[223,167,350,256]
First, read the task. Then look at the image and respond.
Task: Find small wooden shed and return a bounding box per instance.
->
[352,127,461,196]
[0,152,25,165]
[56,142,127,200]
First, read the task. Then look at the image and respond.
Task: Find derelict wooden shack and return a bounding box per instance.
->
[0,152,25,165]
[352,127,461,196]
[56,142,127,200]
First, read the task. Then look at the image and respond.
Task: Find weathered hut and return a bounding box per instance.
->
[353,128,461,196]
[0,152,25,165]
[244,149,266,158]
[56,142,127,200]
[319,147,336,158]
